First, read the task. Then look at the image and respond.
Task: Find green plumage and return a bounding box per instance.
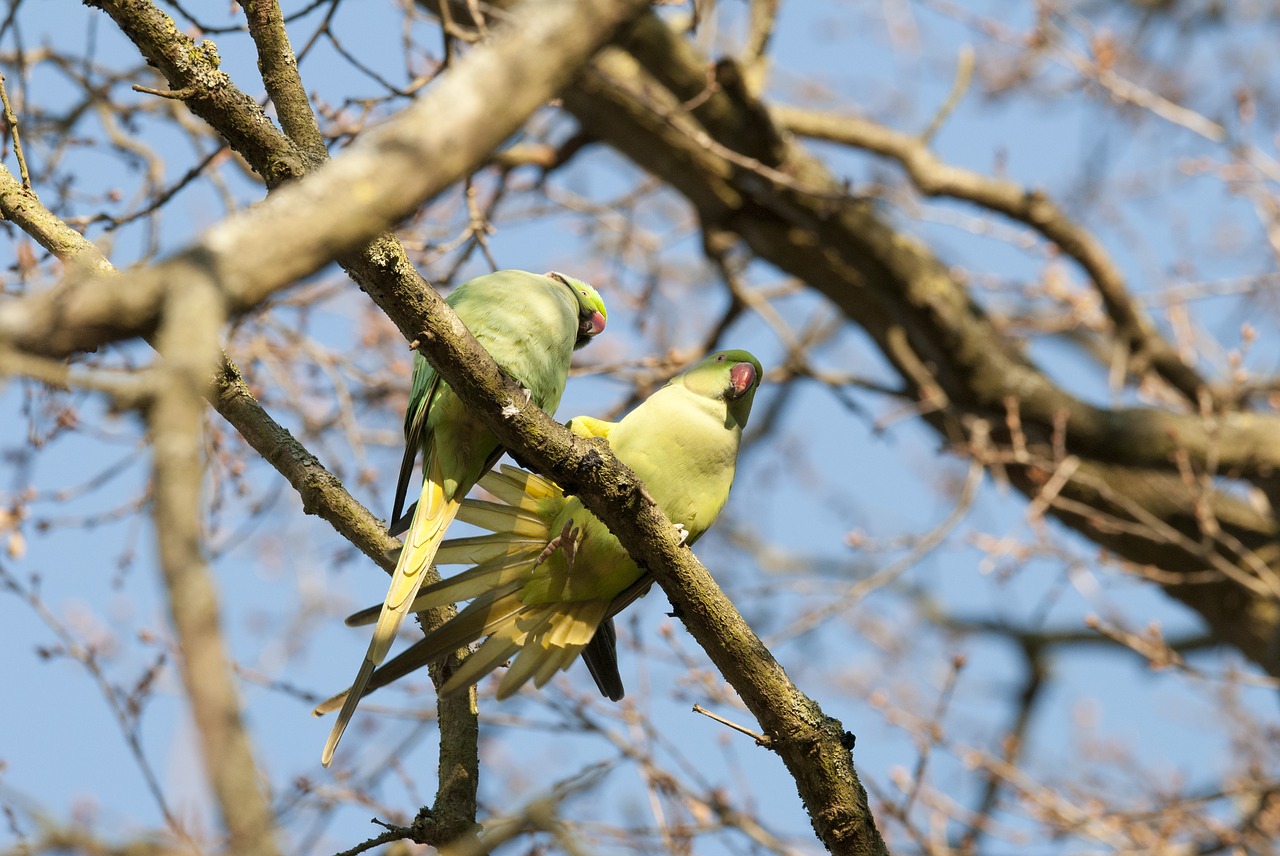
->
[314,350,762,713]
[320,270,607,767]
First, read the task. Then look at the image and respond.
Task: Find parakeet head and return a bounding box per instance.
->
[679,349,763,428]
[546,271,608,350]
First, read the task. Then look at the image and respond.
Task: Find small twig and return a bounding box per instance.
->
[334,824,406,856]
[740,0,779,95]
[465,0,490,40]
[899,654,966,817]
[438,0,457,65]
[464,176,498,271]
[94,145,226,233]
[692,703,771,746]
[0,347,154,407]
[678,63,720,113]
[919,45,973,145]
[0,72,32,192]
[131,83,199,100]
[1046,20,1226,143]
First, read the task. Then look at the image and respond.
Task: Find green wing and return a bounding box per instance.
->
[389,351,439,534]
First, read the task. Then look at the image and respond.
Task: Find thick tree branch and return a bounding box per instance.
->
[242,0,328,165]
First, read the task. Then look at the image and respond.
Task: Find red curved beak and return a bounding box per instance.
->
[581,310,606,338]
[729,362,756,397]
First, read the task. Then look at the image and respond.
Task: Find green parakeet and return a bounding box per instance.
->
[313,349,762,714]
[321,269,607,766]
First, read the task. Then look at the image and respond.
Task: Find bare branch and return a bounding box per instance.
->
[0,71,32,191]
[242,0,327,164]
[150,273,278,855]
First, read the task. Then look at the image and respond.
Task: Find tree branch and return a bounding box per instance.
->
[242,0,328,165]
[150,266,279,855]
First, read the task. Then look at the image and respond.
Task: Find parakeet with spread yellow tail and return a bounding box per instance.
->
[321,269,607,766]
[314,350,761,718]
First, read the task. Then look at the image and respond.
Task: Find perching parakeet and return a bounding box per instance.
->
[313,349,762,714]
[321,269,607,766]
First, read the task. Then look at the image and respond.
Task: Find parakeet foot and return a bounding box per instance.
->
[673,523,689,546]
[561,523,582,569]
[534,520,583,571]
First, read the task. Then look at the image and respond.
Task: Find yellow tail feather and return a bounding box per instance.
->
[318,583,531,716]
[323,454,460,766]
[434,533,545,567]
[493,600,609,700]
[456,498,547,536]
[319,657,375,766]
[404,545,541,614]
[477,465,560,509]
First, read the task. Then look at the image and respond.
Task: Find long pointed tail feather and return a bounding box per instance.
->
[315,584,530,716]
[322,452,460,766]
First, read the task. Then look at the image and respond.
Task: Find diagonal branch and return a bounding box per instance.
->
[242,0,328,165]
